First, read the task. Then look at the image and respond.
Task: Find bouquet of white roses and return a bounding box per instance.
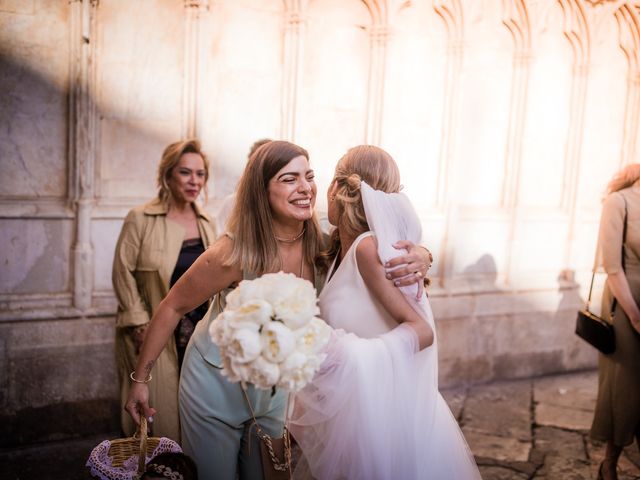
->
[208,272,331,392]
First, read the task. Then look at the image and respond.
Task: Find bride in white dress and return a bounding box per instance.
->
[289,145,481,480]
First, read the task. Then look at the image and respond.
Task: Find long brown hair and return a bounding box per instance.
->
[607,163,640,194]
[225,140,324,275]
[322,145,401,265]
[157,139,209,207]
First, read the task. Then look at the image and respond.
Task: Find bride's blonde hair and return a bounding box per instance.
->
[607,163,640,194]
[321,145,401,266]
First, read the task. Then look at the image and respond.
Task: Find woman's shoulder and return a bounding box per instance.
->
[354,232,377,261]
[603,190,628,211]
[206,234,236,259]
[123,199,163,219]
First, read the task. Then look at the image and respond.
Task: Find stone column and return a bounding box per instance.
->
[183,0,208,139]
[502,0,532,285]
[433,0,464,286]
[559,0,590,269]
[69,0,99,311]
[364,24,390,146]
[615,4,640,166]
[280,3,307,142]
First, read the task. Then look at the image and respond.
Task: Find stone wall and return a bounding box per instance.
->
[1,0,639,446]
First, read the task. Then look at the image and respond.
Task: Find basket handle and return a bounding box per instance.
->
[136,416,149,475]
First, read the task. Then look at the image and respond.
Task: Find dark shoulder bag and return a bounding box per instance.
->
[575,197,628,354]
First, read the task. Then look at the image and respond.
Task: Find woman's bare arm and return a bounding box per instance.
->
[356,236,433,350]
[126,235,242,424]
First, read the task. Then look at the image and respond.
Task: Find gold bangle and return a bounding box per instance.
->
[130,371,152,384]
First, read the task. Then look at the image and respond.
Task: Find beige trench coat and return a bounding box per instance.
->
[112,199,217,441]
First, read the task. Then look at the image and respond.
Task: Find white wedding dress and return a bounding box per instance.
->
[289,183,481,480]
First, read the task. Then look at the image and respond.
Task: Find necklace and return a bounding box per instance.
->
[277,239,305,278]
[274,227,305,244]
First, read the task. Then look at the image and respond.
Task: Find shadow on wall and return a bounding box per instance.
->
[435,255,596,389]
[0,52,174,448]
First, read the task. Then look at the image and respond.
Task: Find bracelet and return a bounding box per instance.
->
[425,249,433,269]
[130,371,152,384]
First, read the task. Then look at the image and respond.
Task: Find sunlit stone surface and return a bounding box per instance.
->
[2,0,640,445]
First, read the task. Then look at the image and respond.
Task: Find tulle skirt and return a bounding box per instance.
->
[289,324,480,480]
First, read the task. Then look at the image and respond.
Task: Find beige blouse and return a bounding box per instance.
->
[595,186,640,274]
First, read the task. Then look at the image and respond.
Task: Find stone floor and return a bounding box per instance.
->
[442,370,640,480]
[1,370,638,479]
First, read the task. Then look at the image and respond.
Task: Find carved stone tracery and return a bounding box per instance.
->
[69,0,99,311]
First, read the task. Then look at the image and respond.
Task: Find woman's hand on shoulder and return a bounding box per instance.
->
[383,241,432,297]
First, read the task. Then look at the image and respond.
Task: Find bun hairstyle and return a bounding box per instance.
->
[321,145,401,267]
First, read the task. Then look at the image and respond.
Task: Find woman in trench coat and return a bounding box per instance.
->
[112,139,217,441]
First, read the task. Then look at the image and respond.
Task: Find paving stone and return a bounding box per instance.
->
[534,370,597,432]
[533,370,597,411]
[476,454,541,477]
[478,465,529,480]
[462,379,532,441]
[533,426,592,479]
[441,386,466,421]
[587,439,640,480]
[536,402,595,432]
[463,430,531,463]
[624,447,640,470]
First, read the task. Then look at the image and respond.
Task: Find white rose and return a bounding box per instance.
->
[235,278,271,306]
[248,356,280,390]
[226,328,262,363]
[295,317,332,354]
[228,299,273,330]
[270,276,320,329]
[224,288,242,310]
[209,312,233,346]
[220,348,241,382]
[260,321,296,363]
[278,351,325,392]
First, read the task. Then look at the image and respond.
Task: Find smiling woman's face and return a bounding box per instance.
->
[267,155,317,225]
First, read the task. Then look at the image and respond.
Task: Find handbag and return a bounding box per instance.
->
[575,196,628,354]
[575,307,615,354]
[241,383,292,480]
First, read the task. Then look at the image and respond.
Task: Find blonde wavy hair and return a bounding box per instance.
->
[157,139,209,207]
[322,145,401,265]
[607,163,640,194]
[225,140,324,275]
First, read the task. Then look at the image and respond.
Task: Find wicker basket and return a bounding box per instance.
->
[108,417,159,474]
[86,417,181,480]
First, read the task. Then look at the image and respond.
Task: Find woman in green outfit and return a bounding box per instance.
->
[125,140,432,479]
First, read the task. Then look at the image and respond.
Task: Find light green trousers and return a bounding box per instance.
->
[179,339,287,480]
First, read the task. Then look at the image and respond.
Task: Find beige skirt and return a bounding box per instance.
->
[590,272,640,446]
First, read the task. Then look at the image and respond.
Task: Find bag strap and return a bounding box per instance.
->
[239,382,292,473]
[587,195,628,316]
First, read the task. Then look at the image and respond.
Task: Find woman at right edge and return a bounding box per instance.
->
[590,164,640,480]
